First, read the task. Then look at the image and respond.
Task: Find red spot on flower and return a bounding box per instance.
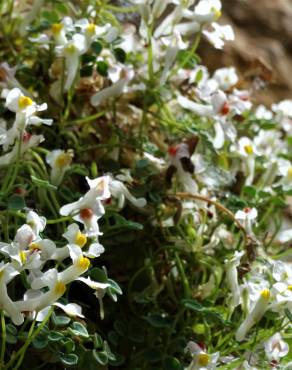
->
[15,187,26,196]
[80,208,94,220]
[197,342,206,351]
[168,145,180,156]
[220,102,230,115]
[270,360,278,368]
[104,197,112,205]
[22,131,32,143]
[244,207,251,213]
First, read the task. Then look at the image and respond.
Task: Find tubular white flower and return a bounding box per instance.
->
[59,176,110,237]
[90,68,134,107]
[15,280,66,313]
[46,149,73,186]
[225,251,244,311]
[235,289,270,342]
[56,34,87,91]
[235,208,257,236]
[77,277,110,319]
[0,263,24,325]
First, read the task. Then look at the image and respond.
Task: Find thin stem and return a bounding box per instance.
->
[0,311,6,367]
[5,308,53,370]
[171,192,248,243]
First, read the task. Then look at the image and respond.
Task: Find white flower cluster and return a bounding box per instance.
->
[0,175,146,325]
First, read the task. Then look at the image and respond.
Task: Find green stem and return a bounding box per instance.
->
[5,308,53,370]
[0,311,6,368]
[174,252,191,298]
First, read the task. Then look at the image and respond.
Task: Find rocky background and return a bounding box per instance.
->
[200,0,292,105]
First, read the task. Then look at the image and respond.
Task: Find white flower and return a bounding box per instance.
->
[63,223,105,258]
[264,333,289,361]
[272,99,292,134]
[167,142,198,194]
[213,67,238,91]
[0,263,24,325]
[1,88,52,150]
[203,23,234,49]
[160,32,187,85]
[193,0,222,23]
[0,133,44,167]
[233,137,258,186]
[56,34,87,91]
[77,276,110,319]
[90,68,134,107]
[277,160,292,191]
[235,208,257,235]
[51,18,74,45]
[26,211,46,236]
[255,105,273,120]
[74,19,111,47]
[225,251,244,310]
[46,149,73,186]
[59,176,110,237]
[236,289,270,342]
[185,341,220,370]
[54,302,85,318]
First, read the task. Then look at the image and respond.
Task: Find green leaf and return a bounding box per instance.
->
[60,338,75,353]
[96,61,108,76]
[145,314,172,328]
[31,175,57,190]
[195,69,203,84]
[60,353,78,366]
[91,41,102,55]
[113,48,126,63]
[32,333,48,349]
[41,10,59,23]
[48,331,64,342]
[55,2,68,14]
[52,313,71,326]
[182,299,233,326]
[89,267,108,283]
[92,350,108,365]
[94,333,104,348]
[7,195,25,210]
[68,322,89,338]
[163,357,182,370]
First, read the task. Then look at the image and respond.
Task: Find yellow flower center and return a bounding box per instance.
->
[287,285,292,291]
[211,6,221,20]
[244,145,253,155]
[86,23,96,34]
[18,96,33,109]
[198,353,210,366]
[54,281,66,295]
[75,231,87,248]
[55,153,72,168]
[19,251,27,264]
[51,23,63,34]
[29,242,41,251]
[76,256,90,270]
[287,167,292,179]
[260,289,270,300]
[65,44,76,54]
